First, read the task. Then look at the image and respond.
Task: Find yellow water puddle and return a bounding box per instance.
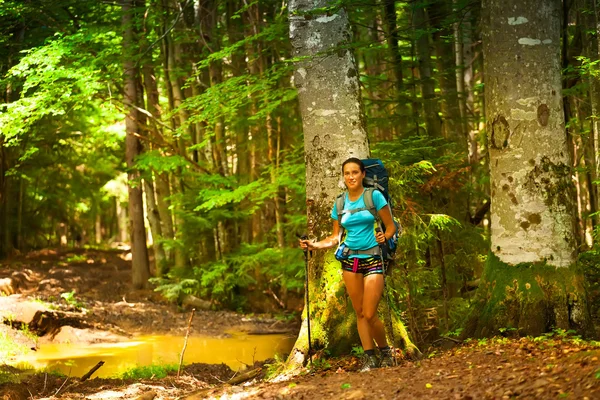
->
[18,333,296,378]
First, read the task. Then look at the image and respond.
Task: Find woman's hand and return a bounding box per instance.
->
[375,230,386,244]
[299,238,316,250]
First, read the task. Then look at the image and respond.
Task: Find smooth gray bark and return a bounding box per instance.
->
[289,0,370,366]
[484,0,577,267]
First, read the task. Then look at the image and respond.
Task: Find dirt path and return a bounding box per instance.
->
[200,336,599,400]
[1,249,599,399]
[0,248,294,339]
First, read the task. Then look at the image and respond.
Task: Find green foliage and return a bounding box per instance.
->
[0,369,19,385]
[350,345,364,357]
[60,290,85,309]
[309,357,331,371]
[371,137,488,342]
[119,363,178,380]
[1,28,122,146]
[65,254,87,263]
[0,332,29,360]
[153,244,305,309]
[263,354,285,379]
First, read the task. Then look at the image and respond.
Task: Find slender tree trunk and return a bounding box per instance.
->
[383,0,409,135]
[465,0,592,337]
[455,1,477,162]
[583,0,599,233]
[154,173,175,258]
[428,0,463,141]
[122,0,151,289]
[412,1,442,137]
[16,177,24,251]
[95,211,102,244]
[144,178,166,275]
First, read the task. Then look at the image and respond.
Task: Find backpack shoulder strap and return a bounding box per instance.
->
[335,193,346,221]
[363,188,377,218]
[335,193,346,243]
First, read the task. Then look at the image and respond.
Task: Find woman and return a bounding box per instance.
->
[299,157,396,372]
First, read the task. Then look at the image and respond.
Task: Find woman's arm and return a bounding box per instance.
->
[375,205,396,244]
[299,220,341,250]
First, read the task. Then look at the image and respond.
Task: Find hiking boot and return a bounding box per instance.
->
[358,353,379,372]
[379,349,395,368]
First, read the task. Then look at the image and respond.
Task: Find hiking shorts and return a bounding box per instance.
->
[341,256,383,276]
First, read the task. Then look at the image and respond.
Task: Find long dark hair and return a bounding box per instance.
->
[342,157,365,173]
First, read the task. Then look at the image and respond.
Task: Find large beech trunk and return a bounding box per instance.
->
[288,0,418,369]
[465,0,592,337]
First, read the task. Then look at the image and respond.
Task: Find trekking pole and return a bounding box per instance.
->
[376,228,397,366]
[299,234,313,364]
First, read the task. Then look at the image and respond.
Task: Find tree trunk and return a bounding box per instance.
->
[583,0,599,232]
[455,1,477,162]
[288,0,418,367]
[122,0,151,289]
[382,0,409,135]
[412,1,442,137]
[428,0,463,141]
[144,178,166,275]
[465,0,592,337]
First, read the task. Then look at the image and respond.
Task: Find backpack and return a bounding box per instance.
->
[335,159,402,268]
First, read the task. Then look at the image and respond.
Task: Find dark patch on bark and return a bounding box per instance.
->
[537,104,550,126]
[524,156,572,212]
[508,176,514,183]
[527,213,542,225]
[521,221,530,230]
[312,135,320,148]
[490,115,510,149]
[346,68,356,78]
[502,184,510,191]
[509,193,518,205]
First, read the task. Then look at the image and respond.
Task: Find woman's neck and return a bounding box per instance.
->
[347,187,364,200]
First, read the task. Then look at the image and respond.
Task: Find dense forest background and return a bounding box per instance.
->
[2,0,600,346]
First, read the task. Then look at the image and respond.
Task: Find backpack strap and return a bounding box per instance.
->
[336,193,346,244]
[335,193,346,222]
[363,188,377,219]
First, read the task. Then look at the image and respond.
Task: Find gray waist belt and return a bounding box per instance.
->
[346,245,381,256]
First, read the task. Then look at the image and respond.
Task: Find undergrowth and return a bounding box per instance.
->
[119,363,179,380]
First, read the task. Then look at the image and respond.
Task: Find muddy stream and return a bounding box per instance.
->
[16,333,295,378]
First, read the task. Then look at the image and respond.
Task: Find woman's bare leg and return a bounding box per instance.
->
[343,270,374,349]
[363,274,387,347]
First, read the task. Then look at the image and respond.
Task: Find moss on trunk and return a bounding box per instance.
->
[464,252,593,338]
[285,249,420,371]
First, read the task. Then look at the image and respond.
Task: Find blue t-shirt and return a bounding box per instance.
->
[331,190,388,258]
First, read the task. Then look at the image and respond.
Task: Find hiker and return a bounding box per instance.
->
[299,157,397,372]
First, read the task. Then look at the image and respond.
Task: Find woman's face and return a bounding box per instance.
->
[343,162,365,191]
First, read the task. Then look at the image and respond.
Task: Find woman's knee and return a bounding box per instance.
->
[353,307,364,319]
[363,310,378,323]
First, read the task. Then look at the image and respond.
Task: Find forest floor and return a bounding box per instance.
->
[0,248,599,399]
